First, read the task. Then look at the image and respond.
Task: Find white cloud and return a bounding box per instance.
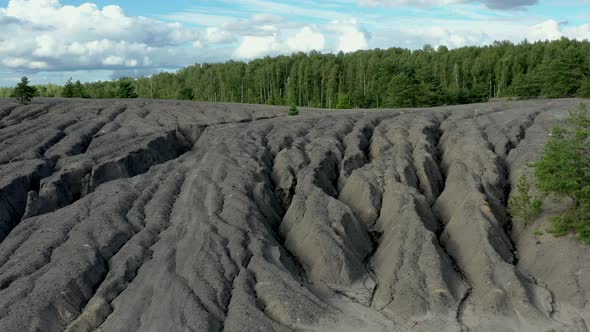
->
[102,56,124,66]
[358,0,538,10]
[234,35,281,59]
[369,18,589,50]
[563,23,590,41]
[233,25,329,59]
[205,27,236,44]
[359,0,462,6]
[329,19,369,53]
[0,0,201,72]
[527,20,563,41]
[287,27,326,53]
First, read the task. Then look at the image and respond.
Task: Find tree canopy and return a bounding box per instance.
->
[62,78,89,98]
[12,76,36,104]
[116,78,138,98]
[7,38,590,107]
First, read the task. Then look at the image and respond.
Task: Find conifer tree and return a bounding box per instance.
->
[12,76,36,104]
[62,78,75,98]
[116,78,138,98]
[508,174,541,225]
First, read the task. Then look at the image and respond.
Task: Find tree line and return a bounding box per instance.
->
[2,38,590,107]
[0,78,138,99]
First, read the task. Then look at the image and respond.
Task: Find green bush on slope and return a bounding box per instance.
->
[534,103,590,244]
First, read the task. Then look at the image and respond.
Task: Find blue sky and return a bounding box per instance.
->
[0,0,589,86]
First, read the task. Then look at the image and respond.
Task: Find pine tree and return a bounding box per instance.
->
[116,79,138,98]
[73,80,88,98]
[12,76,36,104]
[62,78,75,98]
[508,174,541,225]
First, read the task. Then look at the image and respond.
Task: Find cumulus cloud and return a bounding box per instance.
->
[234,35,281,59]
[358,0,538,10]
[0,0,201,72]
[287,26,326,53]
[231,20,368,59]
[233,26,327,59]
[205,27,236,44]
[564,23,590,40]
[370,18,589,51]
[329,19,369,53]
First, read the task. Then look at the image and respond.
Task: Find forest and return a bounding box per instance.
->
[2,38,590,108]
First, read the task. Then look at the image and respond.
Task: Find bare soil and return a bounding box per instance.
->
[0,97,588,331]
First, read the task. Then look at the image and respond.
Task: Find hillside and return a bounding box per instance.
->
[0,98,588,331]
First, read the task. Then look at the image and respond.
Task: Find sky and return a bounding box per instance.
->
[0,0,589,86]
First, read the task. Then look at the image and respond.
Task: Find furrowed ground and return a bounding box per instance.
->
[0,98,588,331]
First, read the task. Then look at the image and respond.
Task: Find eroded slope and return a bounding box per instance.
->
[0,98,587,332]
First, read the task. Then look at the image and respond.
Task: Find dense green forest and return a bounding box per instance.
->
[2,38,590,108]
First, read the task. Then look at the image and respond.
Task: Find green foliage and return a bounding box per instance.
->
[116,78,138,98]
[0,87,15,98]
[73,80,89,98]
[508,174,542,225]
[288,105,299,116]
[511,71,542,98]
[541,45,588,98]
[83,81,116,98]
[386,73,418,107]
[61,78,88,98]
[534,103,590,244]
[177,87,194,100]
[47,38,590,107]
[12,76,36,104]
[62,78,75,98]
[578,78,590,98]
[34,84,63,97]
[335,94,350,109]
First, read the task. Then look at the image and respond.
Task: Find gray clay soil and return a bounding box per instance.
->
[0,97,588,331]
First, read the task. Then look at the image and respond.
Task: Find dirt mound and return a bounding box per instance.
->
[0,98,588,331]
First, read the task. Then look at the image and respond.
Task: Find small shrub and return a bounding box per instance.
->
[533,230,544,236]
[288,105,299,116]
[508,174,542,226]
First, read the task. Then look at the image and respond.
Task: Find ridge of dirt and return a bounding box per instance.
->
[0,97,588,331]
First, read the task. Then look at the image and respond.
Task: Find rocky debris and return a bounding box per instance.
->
[0,97,587,331]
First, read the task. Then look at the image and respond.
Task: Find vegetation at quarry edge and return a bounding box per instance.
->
[2,38,590,109]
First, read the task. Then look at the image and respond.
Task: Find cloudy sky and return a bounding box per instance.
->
[0,0,589,86]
